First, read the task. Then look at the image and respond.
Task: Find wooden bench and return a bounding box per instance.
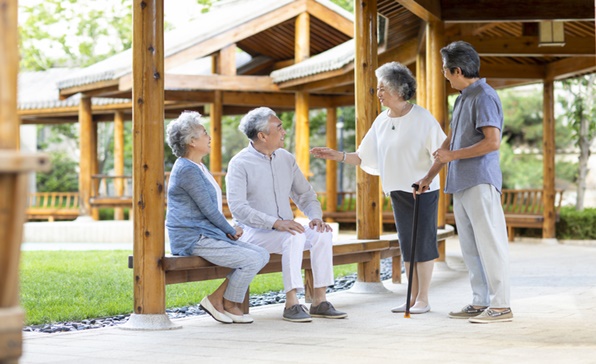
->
[445,189,564,241]
[26,192,80,221]
[318,191,396,224]
[128,227,455,314]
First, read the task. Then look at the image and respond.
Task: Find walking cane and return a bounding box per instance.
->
[405,183,421,318]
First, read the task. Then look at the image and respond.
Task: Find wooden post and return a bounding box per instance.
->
[325,108,338,220]
[426,21,448,261]
[114,111,125,220]
[209,44,235,186]
[90,120,99,220]
[124,0,178,330]
[354,0,382,286]
[0,0,49,360]
[78,96,93,218]
[416,44,427,108]
[295,12,311,177]
[542,80,556,239]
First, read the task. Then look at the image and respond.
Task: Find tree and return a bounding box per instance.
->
[559,74,596,210]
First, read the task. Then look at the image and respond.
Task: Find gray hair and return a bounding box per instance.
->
[238,107,277,141]
[375,62,416,100]
[441,41,480,78]
[166,111,204,157]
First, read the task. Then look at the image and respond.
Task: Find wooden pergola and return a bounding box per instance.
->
[1,0,595,355]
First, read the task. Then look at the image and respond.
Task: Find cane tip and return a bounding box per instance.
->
[404,312,411,318]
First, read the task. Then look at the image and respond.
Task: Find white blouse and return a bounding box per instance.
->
[357,105,446,194]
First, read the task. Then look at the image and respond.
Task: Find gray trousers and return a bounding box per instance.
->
[192,236,270,303]
[454,184,511,308]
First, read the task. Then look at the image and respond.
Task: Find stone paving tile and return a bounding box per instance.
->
[20,238,596,364]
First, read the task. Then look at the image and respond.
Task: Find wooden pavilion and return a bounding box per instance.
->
[1,0,595,357]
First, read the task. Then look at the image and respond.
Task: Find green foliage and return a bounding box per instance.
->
[329,0,354,12]
[559,75,596,145]
[20,249,358,325]
[556,206,596,239]
[19,0,133,70]
[37,151,79,192]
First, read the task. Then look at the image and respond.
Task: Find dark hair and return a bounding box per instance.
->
[440,41,480,78]
[375,62,416,100]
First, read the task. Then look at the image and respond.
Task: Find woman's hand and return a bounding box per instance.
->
[310,147,341,161]
[227,226,244,240]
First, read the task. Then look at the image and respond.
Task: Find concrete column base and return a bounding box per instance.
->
[119,314,182,331]
[348,281,391,294]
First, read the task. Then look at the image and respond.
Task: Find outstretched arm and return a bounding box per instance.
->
[310,147,361,166]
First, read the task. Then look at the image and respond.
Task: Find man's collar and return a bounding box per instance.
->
[461,78,485,95]
[248,142,277,159]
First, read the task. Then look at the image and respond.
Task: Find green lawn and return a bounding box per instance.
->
[20,250,356,325]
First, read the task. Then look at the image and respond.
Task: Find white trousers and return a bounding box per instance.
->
[240,225,334,293]
[453,184,511,308]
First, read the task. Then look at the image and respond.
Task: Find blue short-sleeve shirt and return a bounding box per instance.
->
[445,78,504,194]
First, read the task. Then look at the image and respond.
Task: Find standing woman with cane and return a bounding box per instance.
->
[311,62,445,314]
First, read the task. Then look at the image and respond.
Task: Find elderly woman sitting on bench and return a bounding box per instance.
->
[165,111,269,324]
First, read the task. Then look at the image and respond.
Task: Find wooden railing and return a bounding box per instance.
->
[26,192,80,221]
[317,191,395,223]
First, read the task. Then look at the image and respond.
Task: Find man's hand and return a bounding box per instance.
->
[273,220,305,235]
[227,226,244,241]
[309,218,332,233]
[432,147,454,164]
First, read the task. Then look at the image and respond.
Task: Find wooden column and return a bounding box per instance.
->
[542,80,556,239]
[78,96,93,218]
[325,108,338,220]
[416,44,427,108]
[426,21,448,260]
[90,120,99,220]
[210,44,235,186]
[126,0,175,329]
[295,12,311,177]
[355,0,381,283]
[114,111,125,220]
[0,0,49,360]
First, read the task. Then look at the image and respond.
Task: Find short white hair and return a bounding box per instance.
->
[238,107,277,141]
[166,111,204,157]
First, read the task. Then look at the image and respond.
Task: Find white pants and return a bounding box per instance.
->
[454,184,511,308]
[240,225,334,293]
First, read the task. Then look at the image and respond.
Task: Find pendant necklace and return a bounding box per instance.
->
[391,102,410,130]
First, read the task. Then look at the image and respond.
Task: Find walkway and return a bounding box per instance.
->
[20,237,596,364]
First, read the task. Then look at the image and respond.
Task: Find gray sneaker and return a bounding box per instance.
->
[310,301,348,319]
[283,304,312,322]
[448,304,488,319]
[469,308,513,323]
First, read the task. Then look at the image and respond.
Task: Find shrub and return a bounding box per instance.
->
[556,206,596,240]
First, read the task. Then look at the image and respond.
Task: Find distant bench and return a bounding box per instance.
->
[128,227,455,314]
[317,191,396,224]
[26,192,79,222]
[446,189,564,242]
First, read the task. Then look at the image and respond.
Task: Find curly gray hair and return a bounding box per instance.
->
[375,62,416,101]
[166,111,204,158]
[238,107,277,141]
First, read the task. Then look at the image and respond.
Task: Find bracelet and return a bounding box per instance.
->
[340,151,346,163]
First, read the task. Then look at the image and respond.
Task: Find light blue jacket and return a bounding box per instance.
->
[166,158,236,256]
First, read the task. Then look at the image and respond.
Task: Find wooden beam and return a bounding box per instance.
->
[441,0,594,22]
[306,0,354,37]
[163,2,306,71]
[209,90,223,186]
[223,91,295,107]
[545,56,596,80]
[378,37,418,65]
[482,63,546,79]
[295,12,311,177]
[355,0,381,244]
[447,36,595,57]
[131,0,167,318]
[395,0,441,22]
[59,79,120,99]
[122,74,280,92]
[164,90,214,103]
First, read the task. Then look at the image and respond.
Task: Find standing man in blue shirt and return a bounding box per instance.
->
[226,107,347,323]
[415,41,512,323]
